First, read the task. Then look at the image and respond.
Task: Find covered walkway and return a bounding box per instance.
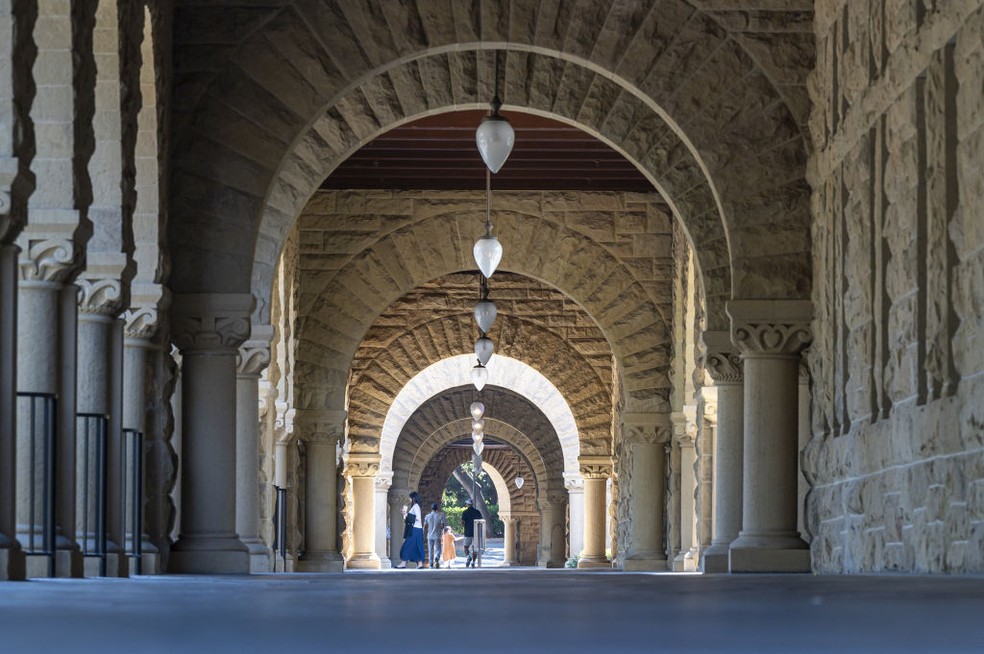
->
[2,572,983,653]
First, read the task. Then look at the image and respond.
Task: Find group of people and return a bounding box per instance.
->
[396,491,483,569]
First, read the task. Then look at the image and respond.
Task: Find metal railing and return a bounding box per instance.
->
[473,518,486,568]
[122,428,144,575]
[16,392,57,577]
[77,413,108,577]
[273,485,287,572]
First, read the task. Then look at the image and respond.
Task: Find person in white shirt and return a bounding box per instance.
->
[396,491,426,568]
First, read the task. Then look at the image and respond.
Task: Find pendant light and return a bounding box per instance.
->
[473,169,503,278]
[472,440,485,456]
[471,363,488,391]
[475,95,515,174]
[472,419,484,436]
[474,276,497,333]
[470,401,485,420]
[475,335,494,366]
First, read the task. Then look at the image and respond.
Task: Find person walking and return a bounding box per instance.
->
[461,498,483,567]
[441,526,462,568]
[396,491,426,569]
[423,502,447,568]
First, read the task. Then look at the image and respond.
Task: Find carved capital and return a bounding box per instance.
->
[77,278,125,316]
[170,293,254,353]
[18,237,79,283]
[123,306,159,340]
[389,489,410,510]
[295,409,346,445]
[375,471,394,491]
[671,408,698,445]
[622,412,672,445]
[727,300,813,357]
[237,340,271,377]
[578,456,612,479]
[563,473,584,493]
[700,330,742,384]
[345,456,380,478]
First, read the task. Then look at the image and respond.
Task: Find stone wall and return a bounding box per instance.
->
[805,0,984,573]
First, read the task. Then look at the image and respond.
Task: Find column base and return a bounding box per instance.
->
[104,551,130,577]
[296,550,344,573]
[577,555,611,569]
[623,553,668,571]
[701,543,731,573]
[346,552,381,570]
[538,559,564,568]
[244,539,271,573]
[129,551,160,575]
[671,549,697,572]
[728,533,811,573]
[0,547,26,580]
[377,556,392,569]
[169,535,250,574]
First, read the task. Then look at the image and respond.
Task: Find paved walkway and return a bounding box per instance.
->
[2,570,983,652]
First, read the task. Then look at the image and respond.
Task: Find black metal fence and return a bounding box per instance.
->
[77,413,108,577]
[273,485,287,572]
[16,392,57,577]
[122,428,144,575]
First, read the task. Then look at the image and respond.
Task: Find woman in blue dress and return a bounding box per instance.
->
[397,491,426,568]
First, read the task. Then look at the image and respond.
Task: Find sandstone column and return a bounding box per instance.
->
[700,331,744,573]
[236,332,273,573]
[727,300,812,573]
[538,490,567,568]
[121,307,161,574]
[295,410,345,572]
[344,454,381,569]
[168,293,252,574]
[501,513,517,566]
[0,242,25,580]
[388,488,409,565]
[564,474,584,557]
[577,456,612,568]
[671,412,698,572]
[373,472,392,568]
[76,282,128,577]
[623,413,671,571]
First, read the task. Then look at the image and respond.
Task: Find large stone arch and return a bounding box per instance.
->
[296,203,672,418]
[350,310,611,457]
[418,447,539,518]
[378,355,581,476]
[167,1,813,316]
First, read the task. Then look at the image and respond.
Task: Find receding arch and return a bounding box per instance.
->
[380,355,581,476]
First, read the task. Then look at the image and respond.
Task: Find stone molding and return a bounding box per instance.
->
[77,277,125,316]
[170,293,254,353]
[563,474,585,493]
[671,408,698,445]
[700,330,742,383]
[295,409,346,445]
[344,454,381,478]
[622,412,673,445]
[578,456,613,479]
[727,300,813,357]
[17,237,79,283]
[123,305,159,341]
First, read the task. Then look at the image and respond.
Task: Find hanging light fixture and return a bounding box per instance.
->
[472,419,484,435]
[475,335,494,366]
[473,168,503,279]
[474,276,497,333]
[472,440,485,456]
[470,401,485,420]
[475,95,515,174]
[515,476,525,490]
[471,363,488,391]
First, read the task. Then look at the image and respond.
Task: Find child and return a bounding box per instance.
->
[441,526,463,568]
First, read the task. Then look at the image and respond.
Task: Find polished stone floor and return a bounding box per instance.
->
[2,570,983,653]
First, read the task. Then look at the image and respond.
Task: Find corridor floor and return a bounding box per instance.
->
[2,570,983,653]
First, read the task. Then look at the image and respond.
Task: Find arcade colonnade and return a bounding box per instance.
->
[2,1,983,581]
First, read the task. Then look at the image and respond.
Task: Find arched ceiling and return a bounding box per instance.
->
[348,272,615,457]
[418,446,540,516]
[167,0,814,323]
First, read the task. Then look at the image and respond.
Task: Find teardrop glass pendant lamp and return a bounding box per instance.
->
[474,299,497,334]
[475,336,494,366]
[475,97,514,173]
[470,401,485,420]
[471,363,488,391]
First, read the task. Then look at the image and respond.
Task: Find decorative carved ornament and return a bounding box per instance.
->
[170,293,254,352]
[123,306,159,340]
[295,409,346,445]
[727,300,813,357]
[622,412,672,445]
[563,475,585,492]
[578,456,613,479]
[345,459,380,478]
[18,238,78,283]
[704,349,743,384]
[375,471,394,490]
[237,341,272,377]
[77,278,125,316]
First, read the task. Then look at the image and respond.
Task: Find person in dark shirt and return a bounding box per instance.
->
[461,498,483,568]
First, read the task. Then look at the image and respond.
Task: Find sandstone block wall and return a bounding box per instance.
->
[805,0,984,573]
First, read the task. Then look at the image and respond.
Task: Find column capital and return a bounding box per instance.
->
[389,489,410,509]
[124,283,167,342]
[671,408,698,445]
[237,340,271,377]
[171,293,255,353]
[622,412,672,444]
[578,456,613,479]
[700,330,743,384]
[77,277,127,317]
[17,236,80,283]
[563,473,584,493]
[546,490,567,506]
[726,300,813,357]
[375,471,394,491]
[295,409,346,445]
[344,454,381,478]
